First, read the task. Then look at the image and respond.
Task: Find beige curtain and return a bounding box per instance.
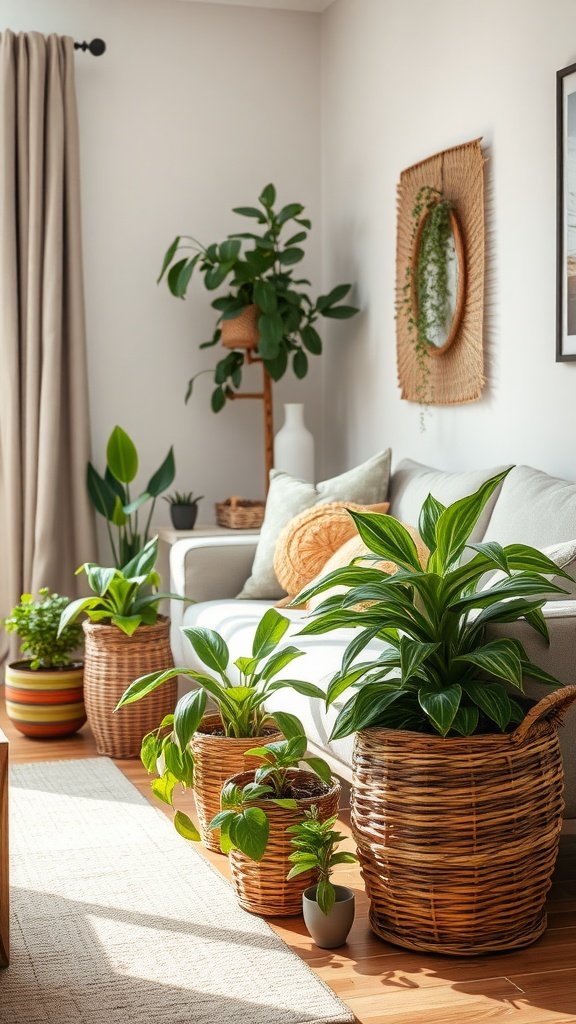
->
[0,30,97,662]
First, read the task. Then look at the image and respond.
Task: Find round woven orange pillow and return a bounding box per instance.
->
[273,501,390,597]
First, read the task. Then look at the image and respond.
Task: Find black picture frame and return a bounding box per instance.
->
[557,61,576,361]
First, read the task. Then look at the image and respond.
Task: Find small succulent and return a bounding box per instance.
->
[163,491,204,506]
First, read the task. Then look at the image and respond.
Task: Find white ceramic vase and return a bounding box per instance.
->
[273,403,315,482]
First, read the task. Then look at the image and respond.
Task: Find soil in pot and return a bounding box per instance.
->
[4,660,86,738]
[303,885,355,949]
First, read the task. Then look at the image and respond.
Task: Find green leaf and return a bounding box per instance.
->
[279,247,305,266]
[140,733,160,773]
[257,312,284,358]
[174,688,207,749]
[276,202,305,225]
[122,492,150,516]
[321,305,358,319]
[453,639,524,689]
[450,705,480,736]
[111,495,127,527]
[330,684,404,740]
[418,683,462,736]
[262,347,288,381]
[466,541,510,574]
[211,387,226,413]
[431,469,511,573]
[524,607,550,643]
[399,637,440,683]
[259,183,276,208]
[461,681,512,731]
[116,668,177,710]
[110,614,141,636]
[157,235,180,282]
[86,463,116,519]
[317,879,336,915]
[57,596,99,634]
[173,810,200,842]
[521,661,561,687]
[318,284,351,308]
[182,626,230,674]
[230,807,269,861]
[147,447,176,497]
[302,756,332,784]
[504,543,575,579]
[267,678,325,700]
[347,510,423,572]
[252,608,289,660]
[120,536,159,578]
[106,426,138,484]
[418,493,445,555]
[232,206,266,220]
[270,710,305,740]
[293,349,308,379]
[301,324,322,355]
[174,256,198,298]
[151,773,176,806]
[259,646,304,681]
[85,566,116,597]
[253,281,277,315]
[219,238,241,262]
[167,257,189,296]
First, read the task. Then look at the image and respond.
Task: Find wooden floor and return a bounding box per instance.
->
[2,703,576,1024]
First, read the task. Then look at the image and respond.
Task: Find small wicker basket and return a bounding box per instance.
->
[227,768,341,916]
[191,714,283,852]
[215,496,265,530]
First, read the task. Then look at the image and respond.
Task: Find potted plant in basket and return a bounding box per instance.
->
[58,536,183,759]
[295,468,576,955]
[116,607,327,851]
[209,735,340,917]
[287,806,358,949]
[163,491,203,531]
[4,588,85,738]
[158,183,359,412]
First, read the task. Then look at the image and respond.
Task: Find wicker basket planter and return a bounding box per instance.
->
[351,686,576,956]
[220,303,260,350]
[226,768,341,917]
[4,661,85,738]
[83,617,176,759]
[191,714,283,852]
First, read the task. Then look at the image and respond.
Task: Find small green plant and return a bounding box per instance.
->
[158,183,358,412]
[398,185,455,413]
[4,588,83,669]
[296,468,569,740]
[87,425,175,566]
[209,736,332,860]
[116,608,325,839]
[163,491,203,506]
[287,806,358,914]
[58,536,179,637]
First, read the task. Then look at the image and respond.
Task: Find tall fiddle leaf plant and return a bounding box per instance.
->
[87,425,175,566]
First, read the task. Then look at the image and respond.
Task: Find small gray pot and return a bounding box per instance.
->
[302,884,355,949]
[170,504,198,530]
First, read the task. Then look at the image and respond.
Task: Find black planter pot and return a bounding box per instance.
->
[170,504,198,530]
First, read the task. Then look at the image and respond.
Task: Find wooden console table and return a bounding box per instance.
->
[0,728,8,966]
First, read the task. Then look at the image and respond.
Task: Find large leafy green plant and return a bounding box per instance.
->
[287,806,358,915]
[296,469,570,739]
[209,736,332,861]
[58,536,178,637]
[87,425,175,566]
[158,183,358,412]
[4,588,83,669]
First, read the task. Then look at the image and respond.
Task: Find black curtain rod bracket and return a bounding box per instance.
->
[74,39,106,57]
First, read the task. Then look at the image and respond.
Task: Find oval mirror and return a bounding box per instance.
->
[410,207,466,357]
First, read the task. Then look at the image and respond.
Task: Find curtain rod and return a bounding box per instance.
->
[74,39,106,56]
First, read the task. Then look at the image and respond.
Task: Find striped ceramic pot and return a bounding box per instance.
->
[4,661,86,738]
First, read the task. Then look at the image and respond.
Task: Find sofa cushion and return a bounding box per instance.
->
[388,459,511,540]
[273,500,390,598]
[237,450,392,601]
[481,465,576,549]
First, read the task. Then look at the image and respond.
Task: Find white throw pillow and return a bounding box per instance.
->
[237,450,392,600]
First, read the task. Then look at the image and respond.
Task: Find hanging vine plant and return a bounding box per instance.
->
[398,185,461,414]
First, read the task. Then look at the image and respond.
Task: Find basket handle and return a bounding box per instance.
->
[511,684,576,745]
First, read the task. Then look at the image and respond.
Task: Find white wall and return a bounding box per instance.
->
[1,0,322,546]
[321,0,576,481]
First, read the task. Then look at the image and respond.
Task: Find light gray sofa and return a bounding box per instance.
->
[168,460,576,818]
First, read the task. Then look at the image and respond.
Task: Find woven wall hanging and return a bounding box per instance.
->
[396,137,486,405]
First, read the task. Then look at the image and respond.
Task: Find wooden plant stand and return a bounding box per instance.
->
[228,352,273,494]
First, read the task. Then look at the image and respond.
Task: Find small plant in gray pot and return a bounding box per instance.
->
[287,806,358,948]
[163,491,204,530]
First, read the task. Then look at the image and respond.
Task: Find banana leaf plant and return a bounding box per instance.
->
[87,425,175,566]
[295,469,571,739]
[158,183,358,412]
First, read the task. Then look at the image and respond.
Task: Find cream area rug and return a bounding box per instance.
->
[3,758,354,1024]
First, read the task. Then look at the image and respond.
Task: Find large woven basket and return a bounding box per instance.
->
[83,617,176,759]
[227,768,341,916]
[351,686,576,956]
[191,714,282,852]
